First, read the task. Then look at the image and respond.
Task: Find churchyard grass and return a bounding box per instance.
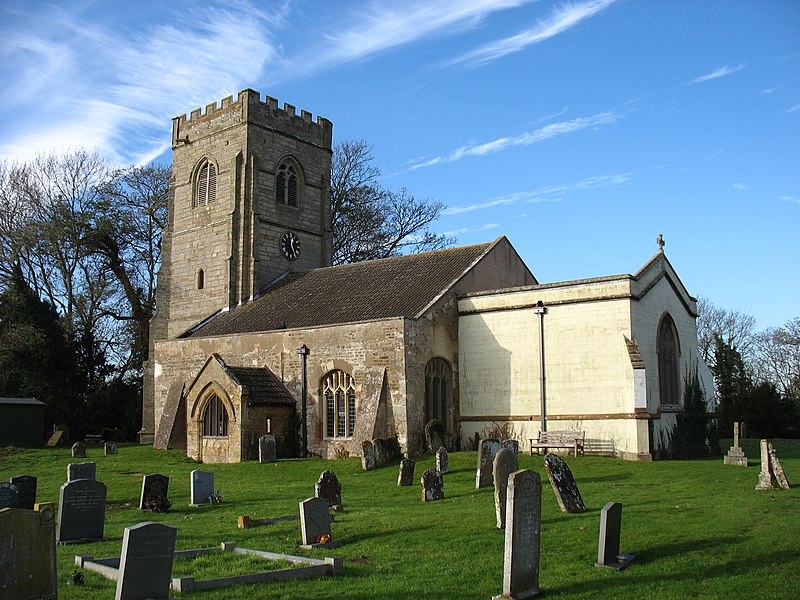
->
[1,438,797,599]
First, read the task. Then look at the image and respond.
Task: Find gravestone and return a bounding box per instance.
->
[595,501,635,570]
[768,442,790,490]
[398,459,415,486]
[115,521,178,600]
[71,441,86,458]
[361,440,376,471]
[299,496,335,546]
[0,482,20,508]
[476,438,501,488]
[190,470,215,505]
[67,461,96,482]
[139,474,170,511]
[259,434,277,463]
[501,439,520,456]
[544,454,586,513]
[493,447,519,529]
[436,447,449,474]
[56,478,107,543]
[755,439,774,490]
[0,503,58,599]
[10,475,37,510]
[421,468,444,502]
[723,422,747,466]
[315,470,343,512]
[104,442,118,455]
[492,470,541,600]
[46,430,65,447]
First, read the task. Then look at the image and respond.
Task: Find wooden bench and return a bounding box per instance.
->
[529,430,585,456]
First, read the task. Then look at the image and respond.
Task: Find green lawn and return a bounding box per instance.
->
[1,439,798,599]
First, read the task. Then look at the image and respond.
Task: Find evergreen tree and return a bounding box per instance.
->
[712,336,751,435]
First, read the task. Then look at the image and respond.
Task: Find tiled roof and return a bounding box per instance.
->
[227,366,295,407]
[187,240,499,337]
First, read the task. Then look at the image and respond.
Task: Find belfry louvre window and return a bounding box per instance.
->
[657,316,680,405]
[196,160,217,207]
[322,370,356,438]
[275,162,299,207]
[425,358,452,428]
[202,394,228,436]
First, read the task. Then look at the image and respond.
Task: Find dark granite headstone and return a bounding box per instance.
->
[56,479,106,543]
[0,482,20,508]
[361,440,376,471]
[115,521,177,600]
[493,448,519,529]
[493,470,541,600]
[421,468,444,502]
[259,434,277,463]
[436,447,449,474]
[139,474,170,511]
[104,442,118,455]
[190,470,214,505]
[67,461,96,482]
[398,459,416,486]
[501,439,520,455]
[10,475,36,510]
[595,501,635,570]
[71,441,86,458]
[299,496,332,545]
[544,453,586,513]
[315,470,343,512]
[476,438,501,488]
[0,503,57,599]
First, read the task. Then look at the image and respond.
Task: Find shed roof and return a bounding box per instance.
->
[0,397,45,406]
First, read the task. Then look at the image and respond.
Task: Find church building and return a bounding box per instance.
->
[141,89,712,463]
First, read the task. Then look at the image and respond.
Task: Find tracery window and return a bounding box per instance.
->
[425,358,452,428]
[657,315,680,405]
[195,159,217,207]
[322,370,356,438]
[202,394,229,436]
[275,161,299,207]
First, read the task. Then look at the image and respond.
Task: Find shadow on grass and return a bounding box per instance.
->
[580,473,634,483]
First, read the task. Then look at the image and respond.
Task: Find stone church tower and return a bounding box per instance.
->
[140,89,333,443]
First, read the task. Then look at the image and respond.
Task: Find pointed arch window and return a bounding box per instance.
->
[195,159,217,207]
[275,161,300,207]
[425,358,452,429]
[657,315,680,406]
[322,370,356,438]
[203,394,229,437]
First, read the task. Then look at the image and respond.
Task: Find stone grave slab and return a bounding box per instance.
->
[315,470,343,512]
[476,438,501,488]
[361,440,376,471]
[190,470,215,505]
[0,482,20,508]
[259,434,277,463]
[104,442,118,455]
[56,479,107,543]
[768,442,790,490]
[0,503,58,600]
[436,447,449,474]
[397,459,415,486]
[421,468,444,502]
[71,441,86,458]
[46,430,65,447]
[595,501,635,570]
[544,454,586,513]
[501,439,520,455]
[493,447,519,529]
[67,461,96,482]
[299,497,342,549]
[755,439,774,490]
[115,521,178,600]
[10,475,37,510]
[140,474,171,511]
[493,470,541,599]
[723,422,747,466]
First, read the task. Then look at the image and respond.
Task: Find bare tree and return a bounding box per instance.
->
[752,317,800,400]
[696,296,756,368]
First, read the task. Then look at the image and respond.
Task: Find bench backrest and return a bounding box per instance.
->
[538,430,585,443]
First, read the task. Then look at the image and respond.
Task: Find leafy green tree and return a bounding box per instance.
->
[713,336,752,435]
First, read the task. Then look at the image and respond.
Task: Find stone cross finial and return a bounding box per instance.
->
[656,234,665,252]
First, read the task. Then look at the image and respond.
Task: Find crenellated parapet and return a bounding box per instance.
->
[172,89,332,149]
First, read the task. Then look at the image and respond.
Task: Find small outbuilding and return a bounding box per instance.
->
[0,397,45,447]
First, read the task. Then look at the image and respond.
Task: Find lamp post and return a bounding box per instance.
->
[532,302,547,433]
[297,344,310,458]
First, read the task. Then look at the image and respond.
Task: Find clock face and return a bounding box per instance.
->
[280,231,300,260]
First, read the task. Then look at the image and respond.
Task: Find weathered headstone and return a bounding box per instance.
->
[493,447,519,529]
[190,470,215,505]
[361,440,376,471]
[0,503,58,599]
[71,441,86,458]
[259,434,277,463]
[67,461,96,482]
[315,470,343,512]
[421,468,444,502]
[0,482,20,508]
[104,442,118,455]
[299,496,341,548]
[139,474,170,511]
[755,439,774,490]
[436,446,449,474]
[56,478,107,543]
[501,439,520,456]
[46,429,65,447]
[544,453,586,513]
[595,501,635,570]
[10,475,37,510]
[723,422,747,466]
[476,438,501,488]
[493,470,541,600]
[768,442,791,490]
[398,459,416,486]
[115,521,177,600]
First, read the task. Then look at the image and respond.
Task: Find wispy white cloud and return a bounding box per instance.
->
[688,63,746,84]
[732,182,748,190]
[760,85,780,94]
[443,172,631,214]
[787,103,800,113]
[443,222,503,236]
[778,195,800,206]
[449,0,617,67]
[410,111,619,170]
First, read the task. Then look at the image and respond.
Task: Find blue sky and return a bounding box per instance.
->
[1,0,798,329]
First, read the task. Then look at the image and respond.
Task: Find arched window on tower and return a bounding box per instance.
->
[322,370,356,438]
[657,315,680,405]
[202,394,229,437]
[275,161,300,207]
[195,159,217,207]
[425,358,452,429]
